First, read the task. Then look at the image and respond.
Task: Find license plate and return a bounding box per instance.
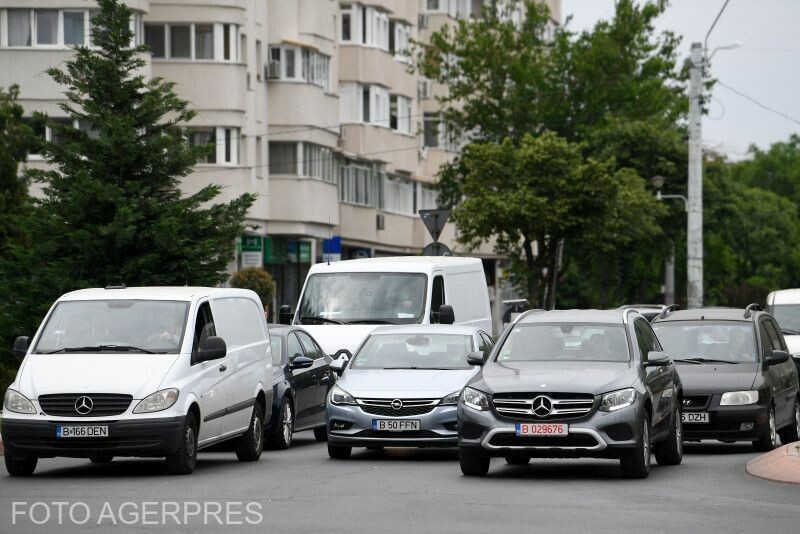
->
[682,412,709,424]
[515,423,568,436]
[372,419,420,432]
[56,425,109,438]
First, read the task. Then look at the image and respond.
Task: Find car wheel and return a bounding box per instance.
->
[459,447,490,476]
[655,403,683,466]
[505,455,530,465]
[165,411,198,475]
[777,398,800,445]
[753,406,778,452]
[620,412,651,479]
[235,401,265,462]
[327,443,352,459]
[89,456,114,464]
[313,426,328,442]
[5,455,38,477]
[267,397,294,450]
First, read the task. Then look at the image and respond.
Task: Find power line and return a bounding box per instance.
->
[715,79,800,127]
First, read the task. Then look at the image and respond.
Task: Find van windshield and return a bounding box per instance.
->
[34,300,190,354]
[297,273,427,325]
[770,304,800,334]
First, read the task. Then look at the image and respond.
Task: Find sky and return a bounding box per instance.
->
[560,0,800,160]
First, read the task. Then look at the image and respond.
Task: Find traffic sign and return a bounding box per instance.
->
[422,242,452,256]
[419,209,450,243]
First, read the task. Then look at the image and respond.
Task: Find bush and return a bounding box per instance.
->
[0,363,18,394]
[229,267,276,312]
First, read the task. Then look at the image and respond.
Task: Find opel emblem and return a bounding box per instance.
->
[75,396,94,415]
[531,395,553,418]
[390,399,403,410]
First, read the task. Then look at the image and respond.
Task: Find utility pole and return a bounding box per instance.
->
[664,243,675,305]
[686,41,704,309]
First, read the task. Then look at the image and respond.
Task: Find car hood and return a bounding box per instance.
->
[17,353,181,399]
[675,363,758,394]
[299,325,381,356]
[338,368,479,398]
[784,334,800,356]
[469,360,637,395]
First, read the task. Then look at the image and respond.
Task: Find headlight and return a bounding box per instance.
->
[330,385,356,405]
[441,390,462,405]
[133,388,179,414]
[462,387,489,411]
[720,390,759,406]
[600,388,637,412]
[3,389,36,414]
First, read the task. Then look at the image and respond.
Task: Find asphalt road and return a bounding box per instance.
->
[1,435,798,533]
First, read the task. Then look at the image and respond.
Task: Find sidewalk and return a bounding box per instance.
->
[746,442,800,484]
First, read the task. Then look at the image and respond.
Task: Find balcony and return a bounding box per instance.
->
[339,46,416,98]
[269,177,339,227]
[151,62,246,116]
[418,147,454,182]
[341,124,418,175]
[268,83,339,140]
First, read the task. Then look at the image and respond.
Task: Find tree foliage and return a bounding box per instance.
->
[230,267,277,312]
[0,84,32,255]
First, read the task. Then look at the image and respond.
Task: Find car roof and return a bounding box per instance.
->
[651,308,758,323]
[517,309,634,325]
[367,325,484,336]
[58,286,251,302]
[308,256,482,275]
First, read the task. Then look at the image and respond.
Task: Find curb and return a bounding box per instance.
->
[746,442,800,484]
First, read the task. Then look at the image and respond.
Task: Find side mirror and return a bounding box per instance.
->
[279,305,293,325]
[331,349,352,361]
[13,336,29,361]
[197,336,227,363]
[436,304,455,325]
[765,349,790,367]
[467,351,485,366]
[290,355,314,369]
[646,351,671,367]
[330,357,348,375]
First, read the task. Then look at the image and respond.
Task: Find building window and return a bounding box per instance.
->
[169,24,191,58]
[339,4,389,50]
[269,142,298,175]
[339,83,390,127]
[269,142,339,183]
[3,9,141,48]
[268,45,330,91]
[423,113,440,147]
[417,184,438,212]
[389,20,411,60]
[35,10,58,45]
[187,127,238,165]
[340,163,381,208]
[188,128,216,164]
[341,8,352,41]
[381,175,415,215]
[145,24,165,58]
[7,9,32,46]
[144,23,238,61]
[63,11,86,46]
[195,24,214,60]
[390,95,412,134]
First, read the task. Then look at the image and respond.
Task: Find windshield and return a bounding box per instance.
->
[297,273,427,325]
[652,321,757,363]
[496,323,630,362]
[770,304,800,334]
[34,300,190,354]
[351,333,473,370]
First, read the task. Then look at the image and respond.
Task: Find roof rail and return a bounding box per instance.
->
[657,304,681,320]
[105,282,127,290]
[512,308,546,325]
[744,303,762,319]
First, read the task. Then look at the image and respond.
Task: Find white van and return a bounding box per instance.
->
[766,289,800,358]
[2,286,273,476]
[279,257,492,356]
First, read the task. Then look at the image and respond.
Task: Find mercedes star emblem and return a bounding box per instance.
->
[390,399,403,410]
[531,395,553,418]
[74,395,94,415]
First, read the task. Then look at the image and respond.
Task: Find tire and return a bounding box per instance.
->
[89,456,114,464]
[165,411,198,475]
[655,403,683,466]
[313,426,328,442]
[459,447,490,476]
[777,398,800,445]
[620,412,651,479]
[235,401,265,462]
[5,455,37,477]
[753,406,778,452]
[505,455,530,465]
[267,397,294,450]
[327,443,352,459]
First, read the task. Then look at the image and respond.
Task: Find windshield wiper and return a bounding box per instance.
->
[300,316,349,325]
[676,357,739,365]
[781,328,799,336]
[45,345,156,354]
[673,358,704,364]
[348,319,397,325]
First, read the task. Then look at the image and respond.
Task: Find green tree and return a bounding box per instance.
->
[731,134,800,206]
[0,0,255,362]
[0,84,32,255]
[230,267,277,314]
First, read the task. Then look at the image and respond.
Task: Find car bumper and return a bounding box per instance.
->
[1,416,185,459]
[682,403,770,441]
[326,402,458,448]
[457,402,643,459]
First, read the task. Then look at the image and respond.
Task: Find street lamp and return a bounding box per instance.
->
[650,175,686,306]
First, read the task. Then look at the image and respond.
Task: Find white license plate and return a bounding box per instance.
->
[372,419,421,432]
[682,412,709,424]
[56,425,109,438]
[515,423,568,436]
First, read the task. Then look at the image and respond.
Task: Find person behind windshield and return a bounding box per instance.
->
[727,328,753,362]
[151,309,182,347]
[583,333,611,359]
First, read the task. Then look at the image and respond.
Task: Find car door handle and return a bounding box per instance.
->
[218,364,227,372]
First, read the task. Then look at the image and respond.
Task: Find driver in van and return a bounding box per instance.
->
[157,310,182,345]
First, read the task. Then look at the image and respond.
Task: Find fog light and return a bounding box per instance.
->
[740,422,754,431]
[330,420,352,430]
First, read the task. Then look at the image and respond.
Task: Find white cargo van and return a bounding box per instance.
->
[279,257,492,356]
[2,286,273,476]
[766,289,800,360]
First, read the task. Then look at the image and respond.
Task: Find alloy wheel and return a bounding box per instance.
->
[676,408,683,456]
[768,409,777,447]
[643,420,651,469]
[283,402,293,445]
[186,426,196,460]
[253,413,263,449]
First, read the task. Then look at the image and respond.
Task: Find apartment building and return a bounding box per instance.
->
[0,0,560,308]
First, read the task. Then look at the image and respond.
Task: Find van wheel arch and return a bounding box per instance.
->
[188,402,201,434]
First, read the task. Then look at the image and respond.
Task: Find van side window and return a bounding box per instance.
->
[431,275,445,319]
[192,302,216,357]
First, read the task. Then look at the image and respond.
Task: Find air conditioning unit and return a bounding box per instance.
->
[376,213,385,231]
[266,60,281,79]
[418,80,433,100]
[418,14,429,29]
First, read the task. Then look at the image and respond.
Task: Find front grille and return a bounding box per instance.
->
[38,393,132,417]
[682,395,711,411]
[488,432,599,448]
[492,392,595,421]
[357,398,439,417]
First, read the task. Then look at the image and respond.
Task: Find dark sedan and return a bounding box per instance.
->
[266,325,336,449]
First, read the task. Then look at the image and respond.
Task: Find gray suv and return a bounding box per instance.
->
[458,309,683,478]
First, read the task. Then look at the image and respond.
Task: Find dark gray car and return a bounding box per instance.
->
[458,309,683,478]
